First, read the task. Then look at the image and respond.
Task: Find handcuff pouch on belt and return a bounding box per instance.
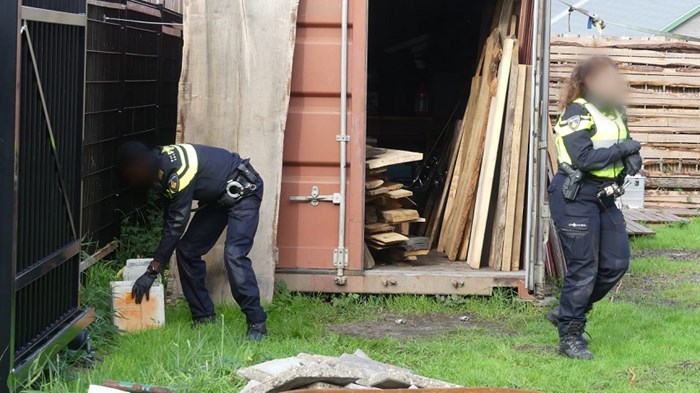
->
[217,162,258,208]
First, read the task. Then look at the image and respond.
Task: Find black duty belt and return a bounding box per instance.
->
[219,161,259,207]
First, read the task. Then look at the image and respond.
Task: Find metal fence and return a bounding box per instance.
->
[1,1,93,390]
[82,0,183,247]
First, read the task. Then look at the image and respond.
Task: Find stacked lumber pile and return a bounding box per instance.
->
[419,0,533,271]
[550,35,700,208]
[365,147,427,265]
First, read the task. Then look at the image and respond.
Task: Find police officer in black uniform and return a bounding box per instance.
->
[117,141,267,340]
[548,56,642,359]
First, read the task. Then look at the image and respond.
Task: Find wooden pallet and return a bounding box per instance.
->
[622,208,687,224]
[625,220,655,236]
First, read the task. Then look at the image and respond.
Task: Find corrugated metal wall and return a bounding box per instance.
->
[82,0,183,247]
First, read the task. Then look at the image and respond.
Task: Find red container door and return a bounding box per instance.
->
[277,0,367,271]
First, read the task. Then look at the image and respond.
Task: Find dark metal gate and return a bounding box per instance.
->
[0,1,93,391]
[82,0,183,247]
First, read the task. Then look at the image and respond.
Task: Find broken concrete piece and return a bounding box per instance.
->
[240,380,262,393]
[236,356,304,382]
[336,353,412,379]
[353,349,371,360]
[242,363,360,393]
[356,370,459,389]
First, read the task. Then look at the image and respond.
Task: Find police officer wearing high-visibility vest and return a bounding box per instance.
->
[548,56,642,359]
[116,141,268,340]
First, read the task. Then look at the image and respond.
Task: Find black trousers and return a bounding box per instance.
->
[549,173,630,333]
[175,189,267,324]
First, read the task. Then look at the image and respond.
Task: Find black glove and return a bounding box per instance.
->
[624,152,642,176]
[616,139,641,157]
[131,266,158,304]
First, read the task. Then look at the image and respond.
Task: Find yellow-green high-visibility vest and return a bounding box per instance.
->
[553,97,628,179]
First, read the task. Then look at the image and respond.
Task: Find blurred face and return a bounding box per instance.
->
[584,65,627,107]
[122,158,154,188]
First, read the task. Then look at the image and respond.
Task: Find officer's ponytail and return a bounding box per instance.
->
[559,56,617,111]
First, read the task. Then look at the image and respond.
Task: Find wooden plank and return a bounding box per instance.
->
[366,149,423,170]
[386,189,413,199]
[437,84,475,253]
[367,186,389,196]
[382,181,405,191]
[80,240,119,272]
[368,232,409,245]
[625,219,656,236]
[663,207,700,217]
[365,205,378,224]
[490,46,520,271]
[511,66,532,271]
[465,38,515,268]
[428,120,465,250]
[499,64,528,271]
[365,178,384,190]
[443,32,501,261]
[380,208,420,224]
[365,222,395,234]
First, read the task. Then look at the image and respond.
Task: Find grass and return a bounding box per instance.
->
[29,219,700,393]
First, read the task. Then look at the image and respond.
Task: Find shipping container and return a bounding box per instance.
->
[276,0,551,297]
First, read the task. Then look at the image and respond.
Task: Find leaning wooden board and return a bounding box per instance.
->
[466,37,516,268]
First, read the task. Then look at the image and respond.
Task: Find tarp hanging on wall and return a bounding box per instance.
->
[175,0,299,302]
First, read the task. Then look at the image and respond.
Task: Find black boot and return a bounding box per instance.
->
[558,321,594,360]
[247,322,267,341]
[547,306,589,343]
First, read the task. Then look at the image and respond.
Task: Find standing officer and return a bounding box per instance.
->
[117,141,268,340]
[548,56,642,359]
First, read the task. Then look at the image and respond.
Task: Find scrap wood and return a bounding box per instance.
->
[427,120,465,249]
[510,72,531,271]
[466,37,516,268]
[380,209,420,224]
[366,148,423,170]
[365,222,394,234]
[365,178,384,190]
[367,186,389,196]
[363,243,375,270]
[382,181,404,191]
[441,31,501,261]
[489,45,520,271]
[368,232,409,245]
[386,189,413,199]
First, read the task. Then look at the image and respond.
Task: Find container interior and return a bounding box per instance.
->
[364,0,519,272]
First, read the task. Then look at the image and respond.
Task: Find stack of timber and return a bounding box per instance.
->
[365,147,427,265]
[420,0,533,271]
[550,35,700,208]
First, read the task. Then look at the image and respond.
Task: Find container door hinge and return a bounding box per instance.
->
[333,247,348,268]
[288,186,341,206]
[336,135,351,142]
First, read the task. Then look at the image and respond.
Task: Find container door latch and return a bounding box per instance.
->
[289,186,341,206]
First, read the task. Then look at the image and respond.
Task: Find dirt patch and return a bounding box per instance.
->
[632,248,700,261]
[612,271,700,308]
[328,313,509,339]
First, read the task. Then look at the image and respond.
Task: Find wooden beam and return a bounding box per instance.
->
[466,38,515,268]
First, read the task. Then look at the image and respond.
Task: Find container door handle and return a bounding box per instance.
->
[289,186,341,206]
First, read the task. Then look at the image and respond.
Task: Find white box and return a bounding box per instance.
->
[110,280,165,332]
[621,175,645,209]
